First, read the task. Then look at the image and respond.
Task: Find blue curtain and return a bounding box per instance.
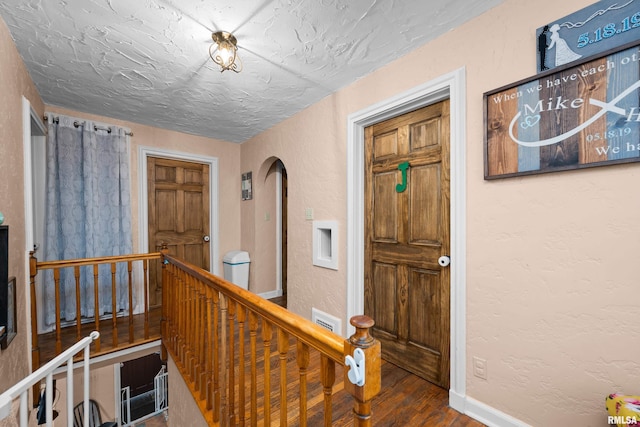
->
[43,113,133,325]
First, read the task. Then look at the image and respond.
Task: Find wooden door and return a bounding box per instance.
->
[364,100,451,387]
[147,157,210,307]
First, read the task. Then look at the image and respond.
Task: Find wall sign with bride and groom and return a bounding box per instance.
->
[483,1,640,179]
[537,0,640,72]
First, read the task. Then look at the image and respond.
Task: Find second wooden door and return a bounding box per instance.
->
[147,157,210,307]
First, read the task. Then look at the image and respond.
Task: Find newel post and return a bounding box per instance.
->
[344,315,381,427]
[160,243,169,361]
[29,251,40,406]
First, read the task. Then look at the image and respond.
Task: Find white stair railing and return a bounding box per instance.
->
[120,365,168,426]
[154,366,168,413]
[120,386,131,426]
[0,331,100,427]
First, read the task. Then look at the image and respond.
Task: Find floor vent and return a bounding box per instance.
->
[312,308,342,336]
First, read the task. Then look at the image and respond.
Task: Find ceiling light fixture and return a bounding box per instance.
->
[209,31,242,73]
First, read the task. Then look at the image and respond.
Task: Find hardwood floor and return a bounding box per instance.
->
[367,361,484,426]
[263,296,484,427]
[38,300,483,426]
[298,359,483,426]
[37,306,162,365]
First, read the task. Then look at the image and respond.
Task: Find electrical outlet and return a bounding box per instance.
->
[473,356,487,380]
[265,212,270,221]
[305,208,314,220]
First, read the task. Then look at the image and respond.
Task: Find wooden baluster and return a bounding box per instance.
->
[29,251,40,366]
[248,311,258,427]
[212,291,221,423]
[111,262,118,348]
[127,260,133,343]
[185,273,193,381]
[74,266,81,341]
[192,276,199,382]
[278,328,289,427]
[170,264,177,350]
[178,271,189,366]
[159,245,168,360]
[296,341,310,427]
[93,264,100,352]
[205,286,214,411]
[236,305,246,427]
[173,269,184,362]
[193,279,202,393]
[172,265,178,349]
[147,258,152,342]
[186,275,194,382]
[193,278,200,385]
[161,263,166,336]
[262,320,273,426]
[170,265,178,354]
[173,267,179,359]
[173,267,179,358]
[219,293,229,427]
[227,299,236,426]
[344,315,381,427]
[320,355,335,427]
[162,263,170,345]
[196,280,203,391]
[29,252,40,402]
[53,268,62,354]
[185,274,192,378]
[198,284,207,401]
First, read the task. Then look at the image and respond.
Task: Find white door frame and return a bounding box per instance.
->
[138,146,220,279]
[276,161,283,297]
[22,97,47,356]
[346,67,467,411]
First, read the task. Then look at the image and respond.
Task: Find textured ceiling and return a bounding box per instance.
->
[0,0,501,143]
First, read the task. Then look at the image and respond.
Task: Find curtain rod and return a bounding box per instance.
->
[44,116,133,136]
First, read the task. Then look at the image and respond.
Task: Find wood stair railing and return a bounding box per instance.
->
[162,253,382,427]
[29,250,164,371]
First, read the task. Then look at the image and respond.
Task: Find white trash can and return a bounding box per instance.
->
[222,250,250,290]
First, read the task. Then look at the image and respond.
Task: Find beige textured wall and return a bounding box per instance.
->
[53,363,116,426]
[242,101,347,323]
[166,356,207,427]
[45,105,241,274]
[241,0,640,425]
[0,17,44,394]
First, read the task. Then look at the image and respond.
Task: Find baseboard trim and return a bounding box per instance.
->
[449,389,466,413]
[450,392,531,427]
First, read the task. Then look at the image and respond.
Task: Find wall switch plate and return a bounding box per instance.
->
[305,208,313,220]
[473,356,487,380]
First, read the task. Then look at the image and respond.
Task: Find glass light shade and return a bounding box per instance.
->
[210,31,242,73]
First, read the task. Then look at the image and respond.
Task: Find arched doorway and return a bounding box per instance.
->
[278,160,288,306]
[256,158,288,306]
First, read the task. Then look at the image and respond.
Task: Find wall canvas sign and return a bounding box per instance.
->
[537,0,640,72]
[485,41,640,179]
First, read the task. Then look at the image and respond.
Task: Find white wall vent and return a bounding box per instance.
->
[312,308,342,336]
